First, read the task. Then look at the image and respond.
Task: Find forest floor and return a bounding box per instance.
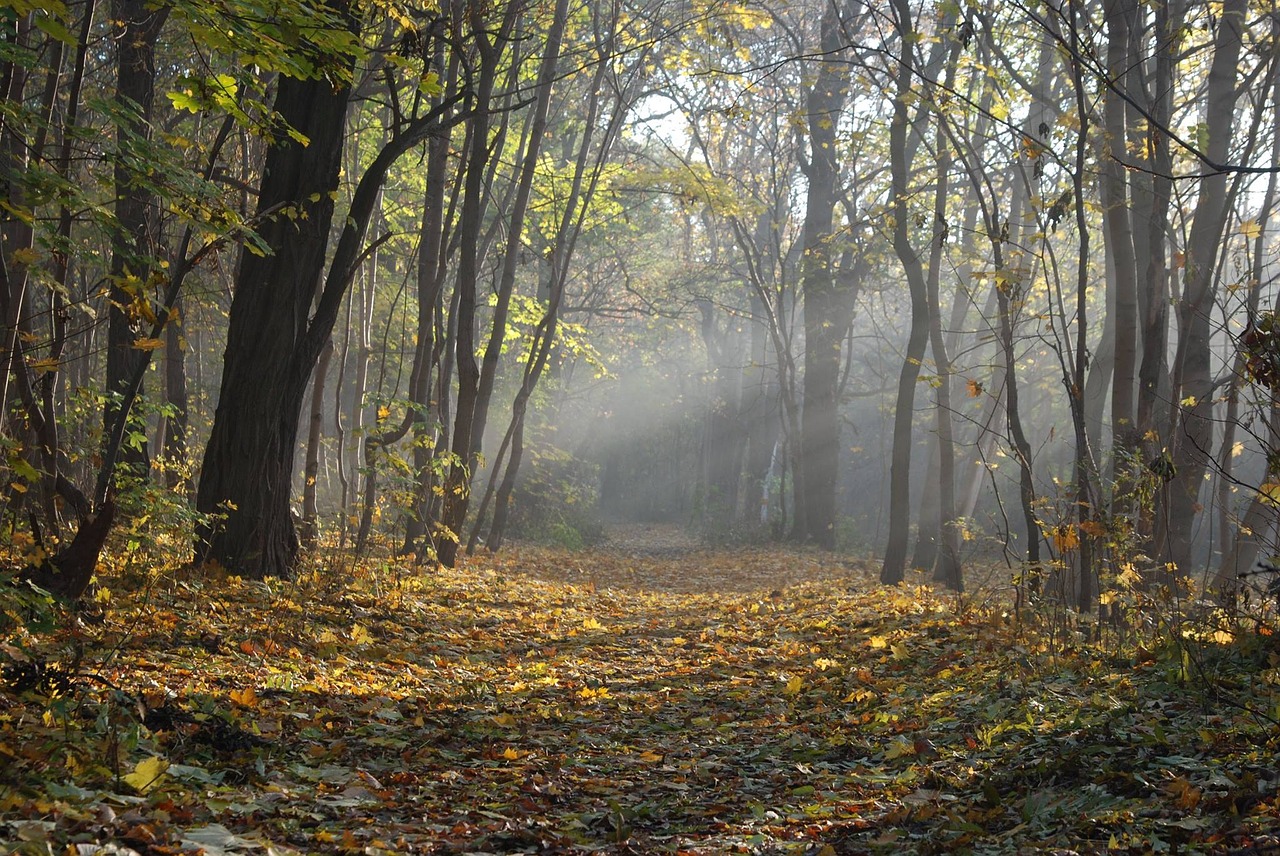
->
[2,528,1280,855]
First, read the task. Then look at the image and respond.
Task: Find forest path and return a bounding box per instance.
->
[513,523,880,594]
[3,543,1273,855]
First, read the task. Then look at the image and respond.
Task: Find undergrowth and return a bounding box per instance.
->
[1,540,1278,854]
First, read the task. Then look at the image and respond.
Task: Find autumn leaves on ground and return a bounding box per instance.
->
[3,532,1280,855]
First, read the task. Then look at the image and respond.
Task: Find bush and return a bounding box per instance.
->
[505,442,604,550]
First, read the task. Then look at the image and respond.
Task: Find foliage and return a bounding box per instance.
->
[2,542,1279,853]
[502,442,604,550]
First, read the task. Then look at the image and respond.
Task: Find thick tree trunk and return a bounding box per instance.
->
[196,54,354,577]
[798,0,851,550]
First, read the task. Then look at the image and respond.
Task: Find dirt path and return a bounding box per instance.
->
[509,523,881,594]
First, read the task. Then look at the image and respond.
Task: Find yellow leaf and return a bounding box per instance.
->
[1259,483,1280,507]
[1052,525,1080,552]
[229,687,258,708]
[491,713,517,727]
[376,404,391,421]
[131,337,165,351]
[1241,219,1263,240]
[582,617,603,631]
[10,247,39,266]
[869,635,888,649]
[349,624,373,644]
[890,643,910,661]
[637,749,663,763]
[502,747,520,760]
[1180,395,1197,408]
[1079,519,1107,538]
[884,737,914,759]
[122,755,168,793]
[783,675,803,695]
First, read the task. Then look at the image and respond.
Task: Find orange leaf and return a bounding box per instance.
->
[229,687,258,708]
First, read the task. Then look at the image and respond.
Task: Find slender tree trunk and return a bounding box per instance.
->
[481,25,634,552]
[162,296,189,494]
[1102,0,1139,510]
[924,91,961,591]
[301,338,334,550]
[1132,1,1179,550]
[881,0,938,583]
[437,7,511,567]
[403,125,453,556]
[105,0,167,476]
[1165,0,1246,572]
[1218,42,1280,591]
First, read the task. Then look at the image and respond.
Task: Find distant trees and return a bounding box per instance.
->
[4,0,1280,603]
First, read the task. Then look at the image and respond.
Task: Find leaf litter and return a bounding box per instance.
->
[2,538,1279,854]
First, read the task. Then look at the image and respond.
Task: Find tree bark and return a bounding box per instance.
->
[105,0,168,476]
[195,26,356,576]
[798,0,852,549]
[437,3,513,567]
[1102,0,1139,506]
[300,338,334,550]
[162,296,189,494]
[881,0,937,584]
[1165,0,1246,572]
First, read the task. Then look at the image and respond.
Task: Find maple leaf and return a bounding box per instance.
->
[122,755,168,793]
[229,687,259,708]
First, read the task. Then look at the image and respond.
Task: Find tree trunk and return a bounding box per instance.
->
[1165,0,1246,572]
[300,338,334,550]
[798,0,852,550]
[924,98,961,592]
[162,296,189,494]
[1135,0,1179,457]
[104,0,167,477]
[881,0,938,584]
[1218,40,1280,592]
[1102,0,1139,506]
[196,37,355,577]
[437,8,510,567]
[742,288,780,529]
